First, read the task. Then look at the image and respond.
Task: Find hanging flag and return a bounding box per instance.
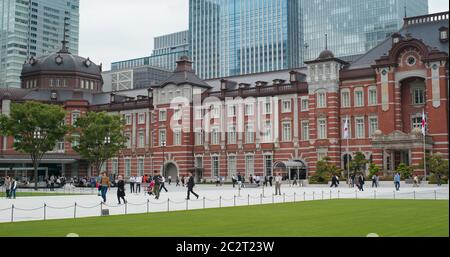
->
[421,110,427,136]
[344,116,349,139]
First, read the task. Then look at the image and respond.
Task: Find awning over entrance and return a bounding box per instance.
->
[0,154,81,164]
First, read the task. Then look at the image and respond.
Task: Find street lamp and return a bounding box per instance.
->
[104,135,111,177]
[161,140,167,178]
[33,128,46,191]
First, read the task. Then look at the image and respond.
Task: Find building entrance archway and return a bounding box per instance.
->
[163,162,178,179]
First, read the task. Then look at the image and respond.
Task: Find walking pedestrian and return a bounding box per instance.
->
[330,174,339,188]
[215,176,221,187]
[255,175,261,187]
[99,172,111,203]
[186,172,199,200]
[160,176,168,193]
[249,174,254,185]
[176,176,180,186]
[275,173,282,195]
[263,176,268,187]
[4,176,11,198]
[413,175,420,188]
[168,175,172,185]
[116,175,127,205]
[437,172,442,187]
[153,174,161,199]
[181,176,185,187]
[371,174,378,188]
[269,176,273,187]
[394,172,401,191]
[237,173,243,189]
[232,174,237,188]
[10,178,17,199]
[358,174,365,191]
[129,176,135,194]
[136,175,142,194]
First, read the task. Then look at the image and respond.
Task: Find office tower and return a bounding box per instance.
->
[302,0,429,62]
[0,0,80,88]
[189,0,302,79]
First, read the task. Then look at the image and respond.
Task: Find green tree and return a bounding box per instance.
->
[312,157,343,183]
[71,112,127,177]
[349,152,368,176]
[417,153,449,182]
[368,163,381,178]
[0,101,68,190]
[396,163,413,179]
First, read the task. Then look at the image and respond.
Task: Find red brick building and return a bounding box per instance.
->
[1,12,448,182]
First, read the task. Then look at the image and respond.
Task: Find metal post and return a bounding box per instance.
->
[283,193,286,203]
[203,197,205,209]
[330,190,332,200]
[74,202,77,219]
[234,195,236,207]
[147,199,149,213]
[414,191,416,200]
[313,191,315,200]
[248,194,250,206]
[260,194,263,204]
[393,190,396,200]
[125,202,128,215]
[44,203,46,221]
[374,191,377,200]
[11,204,14,223]
[435,190,437,200]
[304,192,306,201]
[220,196,222,208]
[338,190,340,199]
[294,192,296,202]
[356,190,358,200]
[262,186,265,197]
[167,198,170,212]
[272,194,274,204]
[186,199,188,211]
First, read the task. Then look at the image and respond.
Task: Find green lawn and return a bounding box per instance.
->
[0,200,448,237]
[0,192,90,197]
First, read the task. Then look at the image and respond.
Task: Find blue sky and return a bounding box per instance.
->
[79,0,449,70]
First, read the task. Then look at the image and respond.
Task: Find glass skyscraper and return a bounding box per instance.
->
[189,0,428,79]
[0,0,80,88]
[190,0,302,79]
[302,0,429,62]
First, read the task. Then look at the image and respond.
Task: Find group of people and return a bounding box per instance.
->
[349,174,367,191]
[230,173,275,189]
[2,176,18,199]
[44,175,66,190]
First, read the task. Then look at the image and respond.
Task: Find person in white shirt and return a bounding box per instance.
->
[275,173,283,195]
[136,176,142,193]
[255,175,261,187]
[168,175,172,185]
[129,176,136,193]
[160,176,168,193]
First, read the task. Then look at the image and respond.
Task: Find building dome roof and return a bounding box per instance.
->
[318,49,335,60]
[22,51,102,77]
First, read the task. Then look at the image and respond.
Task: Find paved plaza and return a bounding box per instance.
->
[0,183,448,223]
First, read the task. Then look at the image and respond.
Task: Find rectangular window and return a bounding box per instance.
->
[355,118,365,139]
[368,88,377,106]
[412,116,423,129]
[195,108,203,120]
[159,129,166,146]
[282,122,292,142]
[341,91,350,107]
[212,105,220,118]
[318,151,328,161]
[125,114,132,125]
[282,100,292,113]
[412,88,425,105]
[125,159,131,177]
[264,155,273,177]
[212,156,220,177]
[138,113,145,124]
[228,156,237,177]
[245,155,254,176]
[159,110,167,121]
[318,119,327,139]
[71,134,79,148]
[138,131,145,148]
[317,92,326,108]
[263,121,272,142]
[137,159,144,176]
[195,129,203,145]
[173,129,182,146]
[369,117,378,137]
[173,108,181,121]
[245,124,254,144]
[71,112,80,126]
[112,159,119,175]
[355,90,364,107]
[211,127,220,145]
[195,157,203,168]
[125,132,131,148]
[245,103,254,116]
[301,121,310,141]
[301,98,309,111]
[228,105,236,117]
[264,101,272,114]
[228,125,237,144]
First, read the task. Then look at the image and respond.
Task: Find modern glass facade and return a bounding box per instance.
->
[302,0,428,62]
[153,30,190,56]
[0,0,80,88]
[189,0,302,79]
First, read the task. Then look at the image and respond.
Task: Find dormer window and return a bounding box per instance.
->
[392,33,402,44]
[50,91,57,101]
[439,27,448,42]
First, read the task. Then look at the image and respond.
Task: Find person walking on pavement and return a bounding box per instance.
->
[176,176,180,186]
[99,172,111,203]
[232,174,237,188]
[237,173,243,189]
[129,176,135,194]
[160,176,168,193]
[437,172,442,187]
[168,175,172,185]
[371,174,378,188]
[394,172,401,191]
[136,175,142,194]
[330,174,339,188]
[9,178,17,199]
[153,173,162,199]
[116,175,127,205]
[186,172,199,200]
[358,174,365,191]
[4,176,11,199]
[275,173,282,195]
[269,176,273,187]
[181,176,185,187]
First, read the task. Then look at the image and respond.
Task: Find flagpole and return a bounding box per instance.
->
[346,115,350,186]
[423,109,427,182]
